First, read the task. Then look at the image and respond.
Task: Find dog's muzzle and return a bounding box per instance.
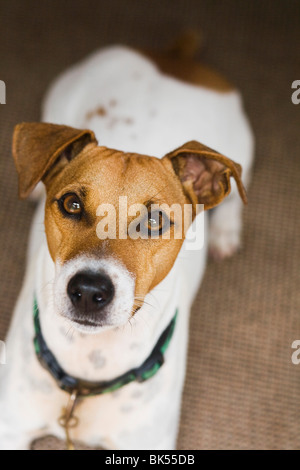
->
[54,255,135,330]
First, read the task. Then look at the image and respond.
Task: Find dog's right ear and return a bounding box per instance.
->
[12,122,98,199]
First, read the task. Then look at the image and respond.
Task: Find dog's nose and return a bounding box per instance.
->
[67,271,114,313]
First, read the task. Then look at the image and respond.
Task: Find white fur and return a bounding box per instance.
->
[0,46,253,449]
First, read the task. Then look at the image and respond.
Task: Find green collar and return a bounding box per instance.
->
[33,297,178,398]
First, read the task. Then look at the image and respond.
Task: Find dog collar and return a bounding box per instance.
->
[33,297,178,398]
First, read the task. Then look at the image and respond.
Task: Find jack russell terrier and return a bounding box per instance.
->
[0,41,253,450]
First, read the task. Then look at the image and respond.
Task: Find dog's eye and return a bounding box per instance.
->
[148,211,162,231]
[142,209,170,237]
[59,193,83,218]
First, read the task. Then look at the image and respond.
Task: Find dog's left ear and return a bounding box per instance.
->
[12,122,97,199]
[162,140,247,210]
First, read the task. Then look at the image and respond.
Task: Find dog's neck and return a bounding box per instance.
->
[35,241,180,382]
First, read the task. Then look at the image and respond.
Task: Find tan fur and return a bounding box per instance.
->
[146,51,234,92]
[12,122,97,198]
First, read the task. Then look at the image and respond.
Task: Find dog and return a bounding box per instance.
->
[0,40,253,450]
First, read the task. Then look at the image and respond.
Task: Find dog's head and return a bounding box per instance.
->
[13,122,247,331]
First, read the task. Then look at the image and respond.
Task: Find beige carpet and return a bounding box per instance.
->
[0,0,300,450]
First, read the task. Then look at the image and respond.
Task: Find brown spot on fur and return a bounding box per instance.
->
[107,117,134,129]
[88,350,106,369]
[124,117,134,125]
[86,106,107,121]
[107,117,118,129]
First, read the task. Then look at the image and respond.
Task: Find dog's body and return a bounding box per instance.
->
[0,45,253,450]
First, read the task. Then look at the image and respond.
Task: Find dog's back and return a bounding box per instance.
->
[42,45,253,162]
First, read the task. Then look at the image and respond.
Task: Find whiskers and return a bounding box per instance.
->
[126,293,158,334]
[62,318,77,341]
[130,295,154,316]
[38,277,55,294]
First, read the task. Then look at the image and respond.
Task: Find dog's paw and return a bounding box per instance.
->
[208,203,242,261]
[208,225,241,261]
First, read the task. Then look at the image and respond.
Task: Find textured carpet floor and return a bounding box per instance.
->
[0,0,300,450]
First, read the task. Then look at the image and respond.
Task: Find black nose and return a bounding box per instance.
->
[67,271,114,314]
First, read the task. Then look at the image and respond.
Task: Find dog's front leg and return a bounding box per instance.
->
[0,388,45,450]
[0,395,56,450]
[0,333,59,450]
[0,425,34,450]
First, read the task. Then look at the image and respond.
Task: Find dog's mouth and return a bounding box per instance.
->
[63,301,143,333]
[66,313,120,333]
[72,317,102,328]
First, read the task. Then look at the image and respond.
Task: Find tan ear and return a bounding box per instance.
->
[12,122,98,199]
[163,140,247,210]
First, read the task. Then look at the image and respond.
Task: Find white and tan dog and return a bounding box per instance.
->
[0,43,253,450]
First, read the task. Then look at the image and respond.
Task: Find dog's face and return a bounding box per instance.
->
[13,123,246,332]
[45,146,188,330]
